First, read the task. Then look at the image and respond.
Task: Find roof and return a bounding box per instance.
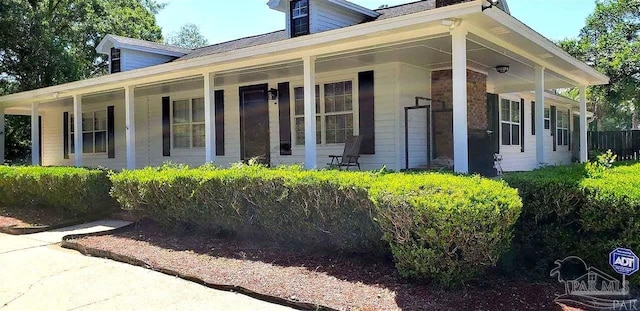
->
[96,34,192,57]
[178,0,437,61]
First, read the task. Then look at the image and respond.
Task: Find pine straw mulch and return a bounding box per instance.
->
[68,221,574,311]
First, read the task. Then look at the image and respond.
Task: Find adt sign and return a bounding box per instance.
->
[610,248,640,276]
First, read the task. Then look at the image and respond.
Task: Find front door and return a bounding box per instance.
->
[239,84,270,164]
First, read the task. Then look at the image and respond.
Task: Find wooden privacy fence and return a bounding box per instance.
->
[588,130,640,161]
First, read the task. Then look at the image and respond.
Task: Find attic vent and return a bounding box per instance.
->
[435,0,472,8]
[110,48,121,74]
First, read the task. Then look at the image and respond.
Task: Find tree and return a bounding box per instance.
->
[0,0,165,163]
[165,23,209,49]
[558,0,640,130]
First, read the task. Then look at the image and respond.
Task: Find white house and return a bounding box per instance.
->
[0,0,608,174]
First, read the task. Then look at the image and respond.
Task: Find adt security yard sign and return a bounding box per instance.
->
[610,248,640,276]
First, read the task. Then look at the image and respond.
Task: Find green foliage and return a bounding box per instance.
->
[110,165,521,286]
[0,166,118,217]
[585,149,617,178]
[503,162,640,283]
[165,23,208,49]
[372,173,522,286]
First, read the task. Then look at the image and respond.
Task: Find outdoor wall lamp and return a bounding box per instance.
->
[268,88,279,100]
[482,0,500,11]
[495,65,510,74]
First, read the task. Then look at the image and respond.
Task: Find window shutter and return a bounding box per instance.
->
[568,109,571,151]
[63,112,69,159]
[38,116,42,165]
[358,71,375,154]
[162,96,171,156]
[486,93,500,154]
[278,82,292,155]
[107,106,115,159]
[520,98,525,153]
[531,101,536,136]
[215,90,225,156]
[551,105,557,151]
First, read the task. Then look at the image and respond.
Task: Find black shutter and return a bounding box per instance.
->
[63,112,69,159]
[215,90,225,156]
[278,82,292,155]
[162,96,171,156]
[487,93,500,154]
[520,98,525,153]
[568,109,571,151]
[358,71,375,154]
[551,105,557,151]
[107,106,115,159]
[531,101,536,136]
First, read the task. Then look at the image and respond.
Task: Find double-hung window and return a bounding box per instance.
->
[294,80,355,145]
[110,48,121,74]
[69,110,108,154]
[500,99,520,146]
[172,98,205,149]
[544,107,551,129]
[290,0,309,37]
[557,111,569,146]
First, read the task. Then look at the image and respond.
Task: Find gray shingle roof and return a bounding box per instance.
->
[109,35,193,55]
[176,0,437,61]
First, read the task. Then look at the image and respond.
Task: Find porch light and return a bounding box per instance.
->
[482,0,500,11]
[268,88,278,100]
[495,65,510,74]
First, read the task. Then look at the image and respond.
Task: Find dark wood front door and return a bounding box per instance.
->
[239,84,270,164]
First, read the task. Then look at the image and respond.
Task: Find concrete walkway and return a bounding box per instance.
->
[0,229,294,310]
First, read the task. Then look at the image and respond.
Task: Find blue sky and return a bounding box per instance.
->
[156,0,596,46]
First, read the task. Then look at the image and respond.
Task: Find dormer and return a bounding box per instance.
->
[96,35,192,73]
[268,0,380,38]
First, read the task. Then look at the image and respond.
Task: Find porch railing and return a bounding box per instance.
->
[588,130,640,161]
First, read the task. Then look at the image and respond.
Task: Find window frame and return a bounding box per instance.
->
[110,47,121,74]
[69,108,109,155]
[557,110,570,146]
[291,77,358,147]
[500,98,521,146]
[170,97,206,150]
[290,0,310,37]
[544,107,551,130]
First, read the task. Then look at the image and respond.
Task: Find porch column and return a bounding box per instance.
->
[31,102,40,165]
[451,27,468,173]
[73,95,83,167]
[535,66,546,165]
[303,55,317,169]
[204,72,216,163]
[125,86,136,169]
[579,85,588,163]
[0,107,4,164]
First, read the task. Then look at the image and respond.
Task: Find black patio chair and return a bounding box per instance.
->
[328,135,363,170]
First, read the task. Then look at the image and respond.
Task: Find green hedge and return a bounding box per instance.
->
[0,166,117,217]
[503,162,640,282]
[110,164,522,286]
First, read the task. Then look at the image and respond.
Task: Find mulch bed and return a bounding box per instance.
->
[0,205,70,228]
[68,221,573,311]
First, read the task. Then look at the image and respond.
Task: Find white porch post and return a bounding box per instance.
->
[303,55,317,169]
[535,66,546,165]
[125,86,136,169]
[73,95,83,166]
[204,72,216,163]
[451,27,468,173]
[31,103,40,166]
[579,85,588,163]
[0,107,4,164]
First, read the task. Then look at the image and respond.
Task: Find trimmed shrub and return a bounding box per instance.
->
[371,173,522,286]
[503,162,640,283]
[111,164,522,286]
[0,166,117,217]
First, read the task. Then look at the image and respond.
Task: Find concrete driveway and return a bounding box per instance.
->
[0,233,295,311]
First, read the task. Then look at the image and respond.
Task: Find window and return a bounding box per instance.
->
[294,80,355,145]
[110,48,121,74]
[290,0,309,37]
[172,98,205,149]
[557,110,570,146]
[544,107,550,129]
[500,99,520,146]
[294,85,320,145]
[69,110,108,154]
